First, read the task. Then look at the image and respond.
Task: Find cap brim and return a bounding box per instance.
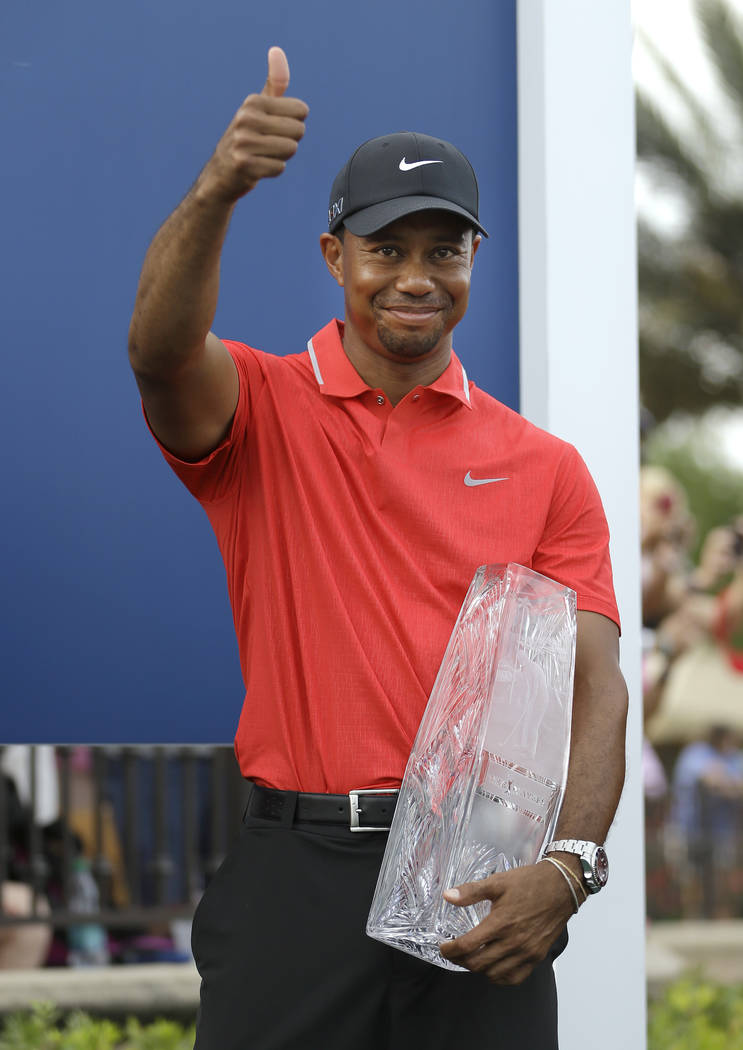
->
[343,196,488,238]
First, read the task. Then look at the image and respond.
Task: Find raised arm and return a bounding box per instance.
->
[439,610,628,984]
[128,47,309,461]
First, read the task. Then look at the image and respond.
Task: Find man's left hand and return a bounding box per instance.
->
[439,861,576,984]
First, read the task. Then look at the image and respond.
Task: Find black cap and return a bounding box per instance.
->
[327,131,488,238]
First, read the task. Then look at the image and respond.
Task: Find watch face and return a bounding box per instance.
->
[594,846,609,885]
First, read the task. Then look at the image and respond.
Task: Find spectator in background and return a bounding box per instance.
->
[639,469,743,919]
[640,465,695,631]
[0,882,50,969]
[0,747,58,969]
[640,467,696,810]
[670,726,743,918]
[641,470,743,723]
[708,518,743,672]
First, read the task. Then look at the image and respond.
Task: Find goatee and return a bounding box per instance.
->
[375,321,446,359]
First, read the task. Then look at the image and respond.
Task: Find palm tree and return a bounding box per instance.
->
[636,0,743,425]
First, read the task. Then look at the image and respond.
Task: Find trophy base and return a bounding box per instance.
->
[366,923,466,972]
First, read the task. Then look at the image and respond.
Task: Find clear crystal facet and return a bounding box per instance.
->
[366,563,576,970]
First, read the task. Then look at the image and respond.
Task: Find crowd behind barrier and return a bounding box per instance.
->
[641,466,743,919]
[0,746,249,970]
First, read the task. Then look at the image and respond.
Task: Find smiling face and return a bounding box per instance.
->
[321,211,480,366]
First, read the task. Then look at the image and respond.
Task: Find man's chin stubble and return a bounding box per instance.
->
[376,323,445,359]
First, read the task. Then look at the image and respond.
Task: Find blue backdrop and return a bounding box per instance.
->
[2,0,518,742]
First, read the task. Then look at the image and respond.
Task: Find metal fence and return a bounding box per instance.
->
[0,746,249,962]
[645,784,743,921]
[5,745,743,961]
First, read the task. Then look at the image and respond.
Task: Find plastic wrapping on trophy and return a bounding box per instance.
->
[366,563,576,970]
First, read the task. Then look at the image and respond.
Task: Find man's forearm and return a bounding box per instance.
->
[548,653,628,888]
[127,182,236,380]
[556,672,627,840]
[532,605,630,900]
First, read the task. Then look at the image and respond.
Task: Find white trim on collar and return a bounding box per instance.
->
[307,338,324,385]
[461,363,470,402]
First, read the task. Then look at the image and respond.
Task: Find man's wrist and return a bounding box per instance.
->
[191,166,245,212]
[545,839,610,894]
[545,850,583,881]
[540,857,583,913]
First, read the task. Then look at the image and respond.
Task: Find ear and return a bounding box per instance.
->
[319,232,345,287]
[470,233,482,268]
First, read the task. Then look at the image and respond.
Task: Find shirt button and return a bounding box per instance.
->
[412,394,420,401]
[376,395,385,405]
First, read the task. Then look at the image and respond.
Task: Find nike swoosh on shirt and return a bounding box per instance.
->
[463,472,510,487]
[399,157,444,172]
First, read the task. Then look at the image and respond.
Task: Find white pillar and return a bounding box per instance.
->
[517,1,646,1046]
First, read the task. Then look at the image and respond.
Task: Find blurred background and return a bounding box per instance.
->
[634,3,743,1041]
[634,0,743,926]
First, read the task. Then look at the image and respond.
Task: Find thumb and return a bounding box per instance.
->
[262,45,290,98]
[444,876,502,907]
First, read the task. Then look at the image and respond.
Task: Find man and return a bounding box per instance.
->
[129,46,628,1050]
[671,726,743,917]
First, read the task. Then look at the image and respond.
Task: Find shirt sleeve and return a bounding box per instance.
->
[143,340,264,505]
[532,443,621,630]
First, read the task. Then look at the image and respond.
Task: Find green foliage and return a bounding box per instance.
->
[636,0,743,423]
[649,976,743,1049]
[0,1002,62,1050]
[0,1005,195,1050]
[120,1018,194,1050]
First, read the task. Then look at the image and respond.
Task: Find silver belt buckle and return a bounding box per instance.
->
[348,788,399,832]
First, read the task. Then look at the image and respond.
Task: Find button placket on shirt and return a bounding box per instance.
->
[364,389,392,447]
[375,388,428,449]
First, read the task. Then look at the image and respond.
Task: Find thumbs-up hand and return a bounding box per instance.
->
[200,47,309,203]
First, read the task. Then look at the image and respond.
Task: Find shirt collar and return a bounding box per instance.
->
[306,319,472,409]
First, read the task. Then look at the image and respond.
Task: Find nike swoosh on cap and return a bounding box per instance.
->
[463,472,509,487]
[399,157,444,172]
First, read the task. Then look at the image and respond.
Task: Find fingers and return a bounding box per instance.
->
[263,45,290,98]
[440,934,534,984]
[440,922,546,986]
[236,105,309,140]
[444,874,504,908]
[226,109,306,177]
[440,913,499,961]
[440,875,505,964]
[234,131,303,164]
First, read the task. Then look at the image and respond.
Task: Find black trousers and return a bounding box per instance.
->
[192,789,566,1050]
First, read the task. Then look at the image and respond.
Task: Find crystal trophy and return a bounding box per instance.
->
[366,563,576,970]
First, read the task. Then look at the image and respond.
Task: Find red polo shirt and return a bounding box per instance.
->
[150,319,619,793]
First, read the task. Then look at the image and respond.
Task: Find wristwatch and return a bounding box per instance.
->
[545,839,609,894]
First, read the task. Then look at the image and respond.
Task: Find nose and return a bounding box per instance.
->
[394,258,436,296]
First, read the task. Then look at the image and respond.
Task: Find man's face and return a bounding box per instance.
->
[324,211,480,363]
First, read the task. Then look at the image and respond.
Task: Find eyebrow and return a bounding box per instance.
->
[363,228,470,244]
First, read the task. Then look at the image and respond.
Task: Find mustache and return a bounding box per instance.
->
[374,297,451,311]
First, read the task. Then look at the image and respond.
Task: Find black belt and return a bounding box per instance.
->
[247,783,399,832]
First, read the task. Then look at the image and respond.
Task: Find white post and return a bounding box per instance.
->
[517,1,646,1046]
